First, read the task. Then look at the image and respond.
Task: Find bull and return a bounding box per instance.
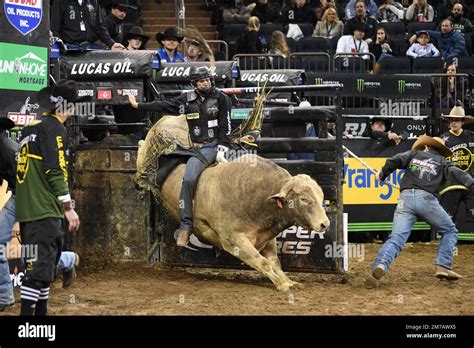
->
[137,116,330,291]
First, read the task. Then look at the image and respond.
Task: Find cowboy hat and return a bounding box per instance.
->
[124,26,150,44]
[0,118,15,130]
[412,135,453,158]
[37,79,92,108]
[370,117,392,132]
[156,27,183,43]
[441,104,474,124]
[109,0,137,10]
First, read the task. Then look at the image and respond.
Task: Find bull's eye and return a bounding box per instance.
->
[300,197,312,205]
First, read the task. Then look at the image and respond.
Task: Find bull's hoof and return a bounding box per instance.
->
[277,283,292,292]
[289,281,304,289]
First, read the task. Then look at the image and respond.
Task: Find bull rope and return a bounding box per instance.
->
[439,185,469,196]
[342,145,401,191]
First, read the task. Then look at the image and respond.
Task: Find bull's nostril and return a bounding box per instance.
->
[320,223,326,230]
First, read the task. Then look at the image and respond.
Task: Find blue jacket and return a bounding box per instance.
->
[427,30,468,60]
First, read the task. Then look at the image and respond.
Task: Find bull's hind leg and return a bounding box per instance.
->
[260,239,303,289]
[221,234,294,291]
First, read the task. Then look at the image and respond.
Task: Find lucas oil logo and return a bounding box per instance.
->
[5,0,43,36]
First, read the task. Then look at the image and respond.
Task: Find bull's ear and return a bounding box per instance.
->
[268,194,284,209]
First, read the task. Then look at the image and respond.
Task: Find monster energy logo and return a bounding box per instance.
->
[356,79,364,92]
[314,77,324,85]
[398,80,406,93]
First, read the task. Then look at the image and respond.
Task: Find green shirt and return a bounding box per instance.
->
[15,114,70,222]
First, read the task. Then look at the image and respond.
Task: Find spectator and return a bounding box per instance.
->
[50,0,125,50]
[104,0,137,44]
[437,63,469,108]
[345,0,378,21]
[156,27,185,63]
[281,0,317,27]
[343,0,379,43]
[124,26,149,50]
[441,3,473,35]
[315,0,343,21]
[406,30,441,58]
[221,0,252,28]
[312,7,344,40]
[377,0,405,22]
[363,117,406,145]
[370,27,399,73]
[251,0,281,23]
[409,19,468,61]
[437,0,471,23]
[405,0,434,22]
[337,21,370,59]
[268,30,291,57]
[185,40,210,62]
[237,16,263,53]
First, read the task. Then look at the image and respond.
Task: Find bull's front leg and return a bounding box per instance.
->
[260,238,303,289]
[221,234,293,291]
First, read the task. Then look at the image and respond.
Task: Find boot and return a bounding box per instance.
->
[176,228,192,247]
[63,252,80,289]
[372,264,386,280]
[373,63,382,75]
[435,265,462,281]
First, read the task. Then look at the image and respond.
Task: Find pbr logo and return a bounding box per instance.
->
[5,0,43,36]
[7,97,39,126]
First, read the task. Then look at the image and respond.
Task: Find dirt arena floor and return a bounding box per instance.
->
[2,242,474,316]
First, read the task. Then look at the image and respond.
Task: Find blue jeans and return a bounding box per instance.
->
[0,196,76,303]
[372,189,458,272]
[0,196,15,305]
[179,144,217,230]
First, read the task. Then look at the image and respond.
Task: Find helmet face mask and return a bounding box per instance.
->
[190,66,215,95]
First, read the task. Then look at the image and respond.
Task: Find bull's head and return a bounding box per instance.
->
[269,174,330,232]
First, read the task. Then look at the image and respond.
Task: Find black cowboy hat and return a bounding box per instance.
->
[37,79,92,108]
[0,117,15,130]
[156,27,183,43]
[124,26,150,44]
[370,117,392,131]
[109,0,137,10]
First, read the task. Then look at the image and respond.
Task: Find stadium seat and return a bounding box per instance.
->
[412,57,444,73]
[289,55,330,72]
[380,22,407,39]
[297,37,328,52]
[407,22,437,37]
[220,24,247,43]
[464,34,472,56]
[286,37,297,52]
[379,56,411,74]
[391,37,407,55]
[327,37,338,55]
[284,23,314,38]
[334,56,367,73]
[456,56,474,75]
[259,23,284,43]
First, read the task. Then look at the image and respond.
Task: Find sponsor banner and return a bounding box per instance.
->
[306,73,431,97]
[0,42,48,91]
[4,0,43,36]
[158,211,340,272]
[60,50,153,80]
[344,117,428,137]
[75,80,144,105]
[343,157,404,205]
[0,90,45,142]
[156,61,236,83]
[237,69,302,87]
